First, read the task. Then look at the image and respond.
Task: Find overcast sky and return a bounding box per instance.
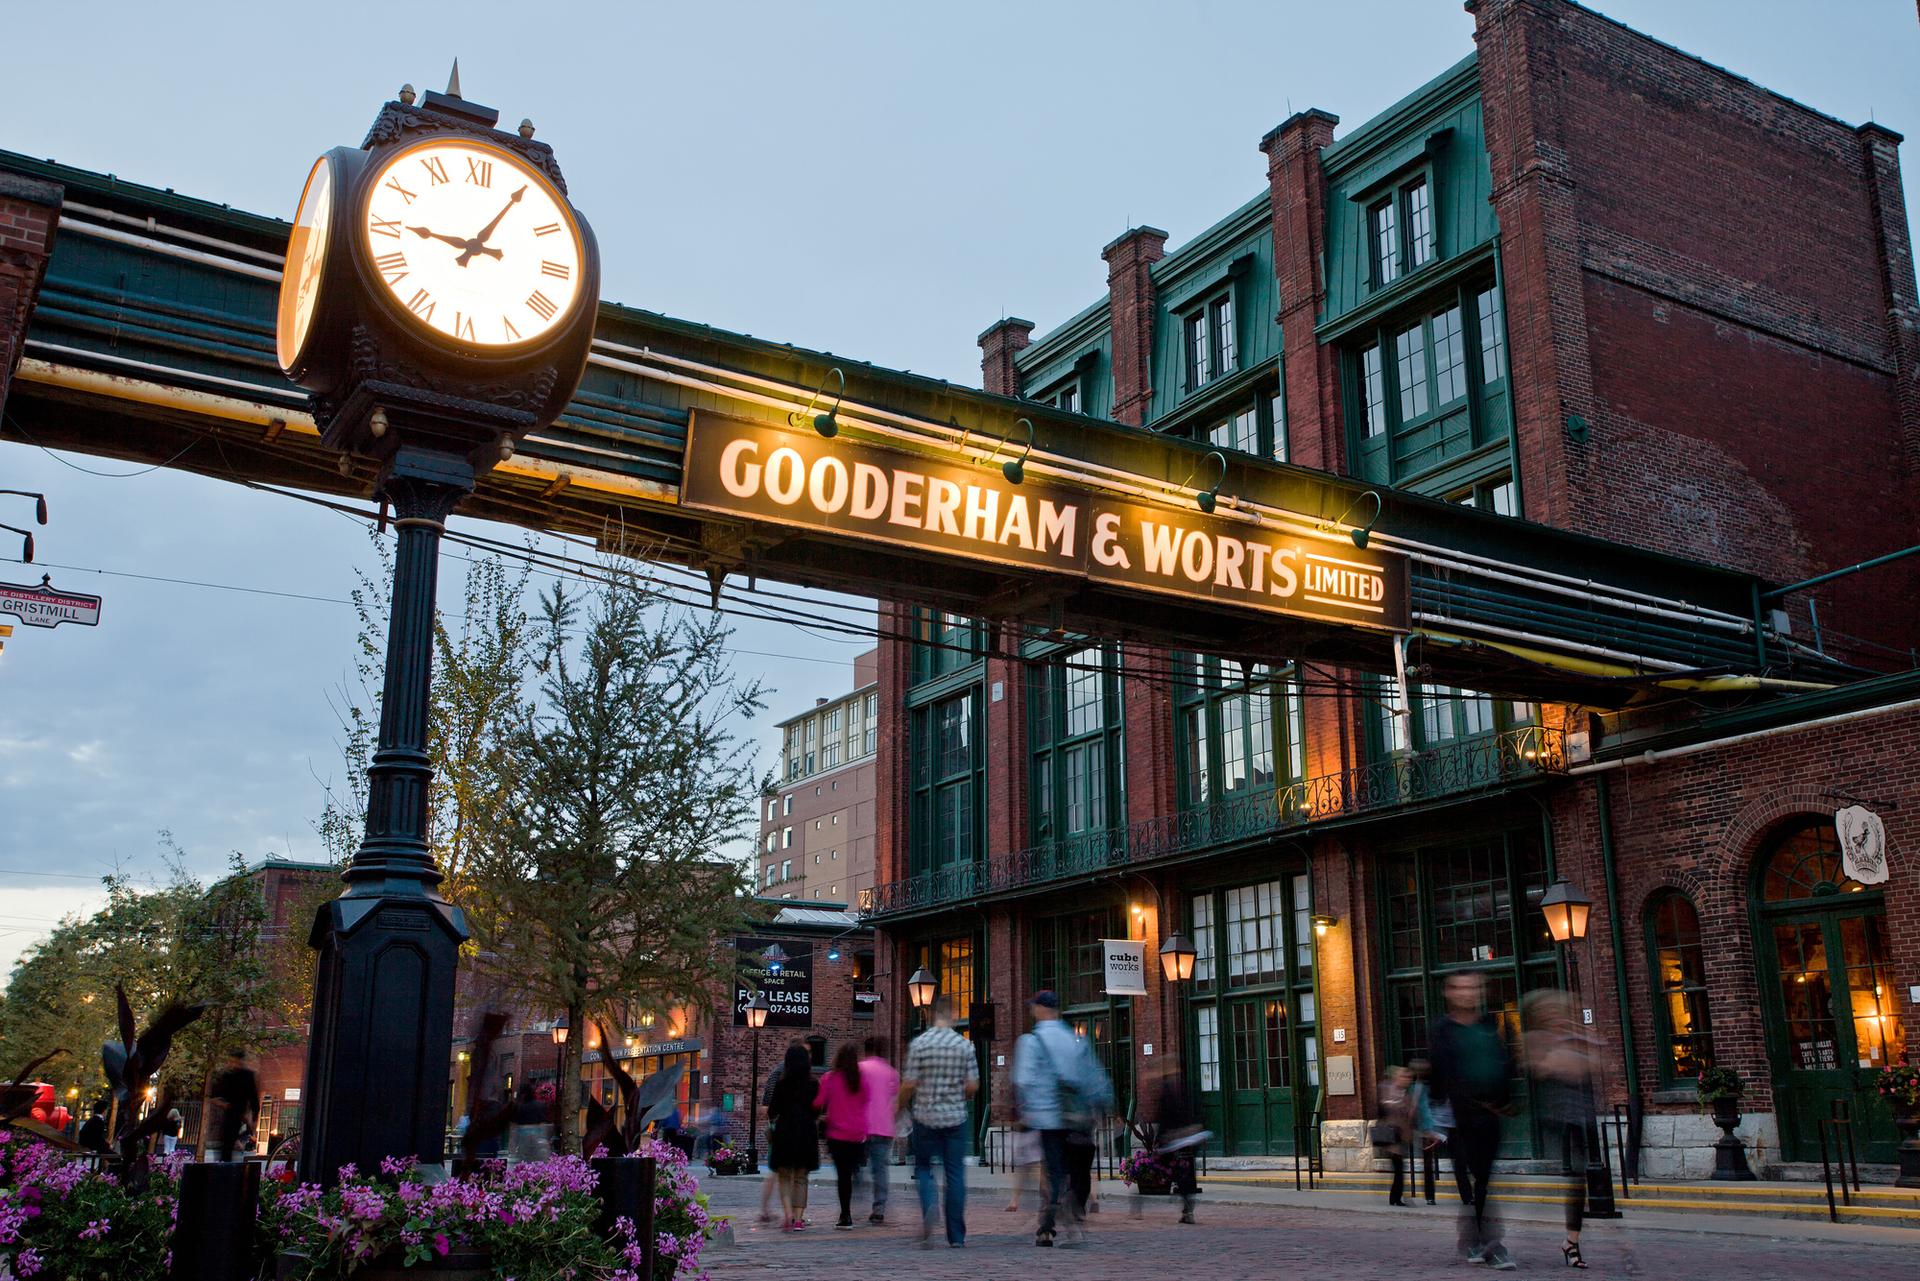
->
[2,0,1917,976]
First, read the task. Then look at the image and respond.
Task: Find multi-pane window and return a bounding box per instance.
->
[1055,382,1080,414]
[1451,475,1516,517]
[1188,875,1321,1114]
[1029,648,1123,846]
[1405,178,1435,268]
[1430,305,1467,406]
[1647,892,1713,1083]
[1209,406,1259,454]
[1394,324,1428,420]
[1374,676,1514,756]
[1268,388,1289,463]
[1032,910,1121,1012]
[1186,390,1286,458]
[1176,657,1306,810]
[1370,198,1400,286]
[1361,345,1388,439]
[911,689,982,875]
[910,609,982,684]
[822,710,841,769]
[1186,293,1237,390]
[1477,286,1506,384]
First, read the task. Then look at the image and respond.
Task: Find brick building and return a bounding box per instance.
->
[871,0,1920,1176]
[758,648,880,908]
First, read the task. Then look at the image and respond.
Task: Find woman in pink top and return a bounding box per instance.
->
[858,1037,902,1223]
[815,1043,870,1229]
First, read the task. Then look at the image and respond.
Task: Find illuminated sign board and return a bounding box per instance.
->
[681,412,1407,631]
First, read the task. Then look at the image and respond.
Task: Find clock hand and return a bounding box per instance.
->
[456,186,526,266]
[408,225,502,259]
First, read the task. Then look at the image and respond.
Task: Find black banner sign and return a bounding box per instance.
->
[681,412,1406,631]
[734,936,813,1028]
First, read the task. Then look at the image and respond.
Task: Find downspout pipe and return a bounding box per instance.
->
[1593,773,1639,1105]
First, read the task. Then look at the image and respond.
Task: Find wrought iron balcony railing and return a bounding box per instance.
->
[865,724,1565,919]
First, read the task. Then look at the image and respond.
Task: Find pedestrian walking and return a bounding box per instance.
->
[1428,972,1515,1269]
[506,1082,553,1164]
[1013,990,1113,1249]
[1408,1058,1440,1205]
[816,1042,870,1230]
[857,1037,901,1224]
[757,1049,793,1225]
[900,995,979,1248]
[1002,1125,1043,1212]
[1149,1064,1207,1224]
[77,1102,110,1154]
[1524,989,1596,1270]
[1374,1064,1416,1205]
[209,1047,259,1162]
[767,1043,820,1232]
[160,1107,183,1156]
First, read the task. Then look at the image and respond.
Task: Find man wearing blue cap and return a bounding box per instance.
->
[1014,989,1113,1248]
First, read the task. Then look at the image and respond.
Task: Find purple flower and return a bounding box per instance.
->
[434,1231,450,1257]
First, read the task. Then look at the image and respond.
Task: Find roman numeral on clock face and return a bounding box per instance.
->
[421,155,450,186]
[541,260,570,279]
[406,288,435,321]
[526,291,558,321]
[453,312,477,341]
[384,178,418,204]
[501,314,521,341]
[465,158,492,188]
[373,251,407,285]
[532,222,561,237]
[370,216,403,239]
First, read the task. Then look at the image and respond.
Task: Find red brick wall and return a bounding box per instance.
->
[1101,227,1168,426]
[977,318,1034,399]
[0,174,62,416]
[1262,110,1346,475]
[1474,0,1920,660]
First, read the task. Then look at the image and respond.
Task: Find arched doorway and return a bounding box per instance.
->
[1751,817,1907,1163]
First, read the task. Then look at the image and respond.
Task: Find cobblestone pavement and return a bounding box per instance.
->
[695,1174,1919,1280]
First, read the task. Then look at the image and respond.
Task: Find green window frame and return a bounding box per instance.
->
[1368,675,1536,761]
[1175,656,1306,812]
[1179,384,1287,460]
[1187,873,1321,1096]
[1368,173,1438,290]
[1645,890,1714,1085]
[1345,278,1511,490]
[909,687,983,878]
[1184,291,1238,391]
[1027,646,1125,848]
[910,609,983,685]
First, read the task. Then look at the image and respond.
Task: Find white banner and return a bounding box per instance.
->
[1102,938,1148,996]
[1836,805,1890,885]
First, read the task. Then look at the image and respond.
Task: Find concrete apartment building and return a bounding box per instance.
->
[758,648,881,908]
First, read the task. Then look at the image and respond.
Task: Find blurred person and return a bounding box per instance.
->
[1428,972,1514,1269]
[757,1046,796,1225]
[1013,991,1113,1248]
[900,995,979,1248]
[1151,1063,1207,1224]
[767,1043,820,1232]
[816,1042,870,1229]
[858,1037,900,1223]
[1525,989,1597,1270]
[78,1102,110,1153]
[1409,1058,1440,1205]
[506,1082,552,1164]
[1002,1122,1042,1212]
[1375,1064,1416,1206]
[210,1048,258,1162]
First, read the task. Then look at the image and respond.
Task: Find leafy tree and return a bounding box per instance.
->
[465,566,765,1149]
[318,530,535,910]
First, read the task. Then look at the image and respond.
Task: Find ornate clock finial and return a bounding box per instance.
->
[398,83,416,106]
[518,118,536,139]
[446,58,462,99]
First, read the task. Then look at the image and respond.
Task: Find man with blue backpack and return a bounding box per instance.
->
[1014,989,1114,1249]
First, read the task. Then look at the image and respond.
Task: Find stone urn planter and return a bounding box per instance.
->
[1708,1095,1757,1181]
[1895,1113,1920,1190]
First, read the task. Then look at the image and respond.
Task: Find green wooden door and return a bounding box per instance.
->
[1761,910,1906,1163]
[1222,996,1296,1155]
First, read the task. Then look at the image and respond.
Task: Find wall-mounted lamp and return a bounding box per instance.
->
[1159,931,1197,983]
[1179,451,1229,513]
[827,945,842,962]
[1312,913,1338,938]
[790,368,846,439]
[987,417,1036,484]
[1539,877,1592,944]
[1324,490,1383,549]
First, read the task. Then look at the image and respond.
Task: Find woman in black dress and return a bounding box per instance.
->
[766,1043,820,1231]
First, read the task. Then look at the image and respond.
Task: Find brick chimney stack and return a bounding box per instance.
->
[977,317,1035,398]
[1101,226,1169,425]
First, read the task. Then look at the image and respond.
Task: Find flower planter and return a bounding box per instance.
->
[1130,1172,1173,1196]
[706,1157,749,1176]
[1707,1097,1756,1181]
[1895,1113,1920,1190]
[277,1251,493,1281]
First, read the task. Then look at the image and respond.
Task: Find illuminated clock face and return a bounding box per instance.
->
[276,155,335,370]
[360,138,584,350]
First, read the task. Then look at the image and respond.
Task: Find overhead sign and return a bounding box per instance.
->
[0,577,101,628]
[1102,938,1148,996]
[681,412,1407,632]
[733,936,813,1028]
[1836,805,1889,885]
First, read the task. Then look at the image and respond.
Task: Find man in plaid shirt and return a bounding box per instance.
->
[901,995,979,1247]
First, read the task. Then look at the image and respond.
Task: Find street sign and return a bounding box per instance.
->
[0,577,101,628]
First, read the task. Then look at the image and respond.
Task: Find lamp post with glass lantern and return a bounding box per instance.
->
[744,995,770,1171]
[1539,877,1620,1219]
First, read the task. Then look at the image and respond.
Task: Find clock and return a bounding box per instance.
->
[357,136,587,352]
[275,153,337,370]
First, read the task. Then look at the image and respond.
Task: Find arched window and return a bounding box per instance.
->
[1760,818,1869,902]
[1646,891,1713,1084]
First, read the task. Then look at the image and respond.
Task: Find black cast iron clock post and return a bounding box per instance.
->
[276,81,599,1185]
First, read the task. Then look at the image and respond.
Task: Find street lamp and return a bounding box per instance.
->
[907,968,937,1009]
[1539,878,1591,944]
[1536,875,1618,1220]
[745,994,770,1172]
[1312,913,1338,938]
[1159,932,1197,983]
[551,1015,569,1047]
